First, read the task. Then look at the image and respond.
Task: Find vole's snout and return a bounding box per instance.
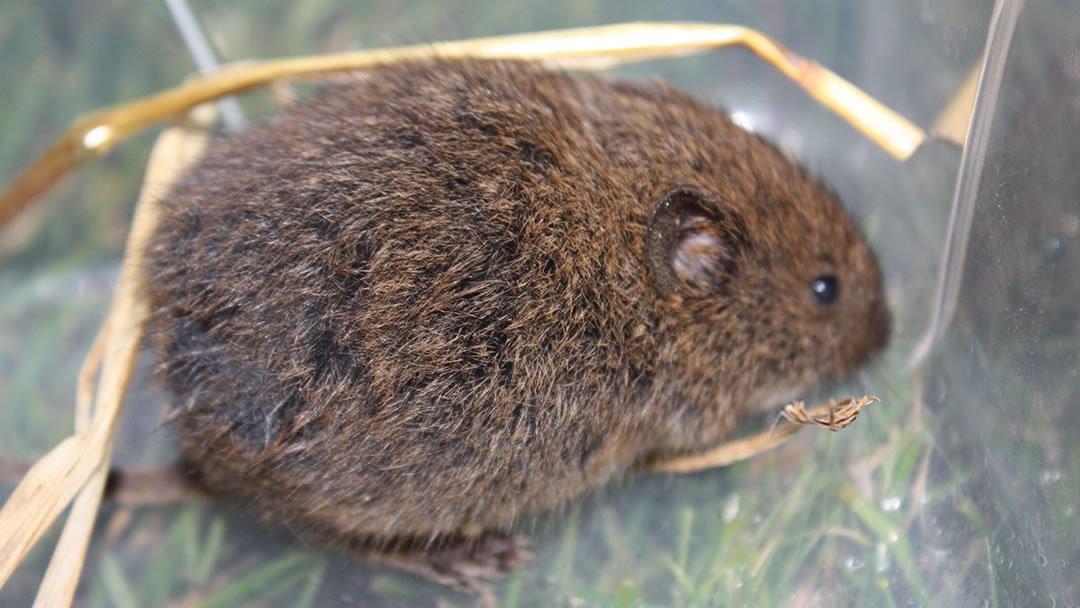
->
[870,298,892,354]
[847,295,891,373]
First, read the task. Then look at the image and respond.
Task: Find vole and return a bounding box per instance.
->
[145,58,890,589]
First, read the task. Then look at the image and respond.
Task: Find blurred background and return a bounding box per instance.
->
[1,0,1076,606]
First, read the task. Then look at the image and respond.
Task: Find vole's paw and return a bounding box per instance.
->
[373,531,532,592]
[424,532,533,592]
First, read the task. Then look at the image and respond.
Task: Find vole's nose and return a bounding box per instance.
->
[865,298,892,356]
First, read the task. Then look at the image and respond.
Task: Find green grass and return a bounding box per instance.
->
[2,0,1077,606]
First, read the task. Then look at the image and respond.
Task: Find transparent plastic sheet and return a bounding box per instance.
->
[2,0,1075,606]
[916,0,1080,604]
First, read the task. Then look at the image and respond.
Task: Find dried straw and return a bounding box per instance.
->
[0,22,926,227]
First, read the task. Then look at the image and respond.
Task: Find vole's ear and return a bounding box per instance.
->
[646,186,746,295]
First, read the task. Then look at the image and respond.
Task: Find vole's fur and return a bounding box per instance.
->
[147,58,889,586]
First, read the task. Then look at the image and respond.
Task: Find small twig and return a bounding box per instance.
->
[0,456,207,506]
[642,396,880,473]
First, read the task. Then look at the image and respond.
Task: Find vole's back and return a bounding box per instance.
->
[150,60,674,537]
[147,58,887,541]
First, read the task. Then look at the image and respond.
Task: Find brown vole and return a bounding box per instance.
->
[146,58,890,588]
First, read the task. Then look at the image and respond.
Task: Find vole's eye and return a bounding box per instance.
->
[810,275,839,304]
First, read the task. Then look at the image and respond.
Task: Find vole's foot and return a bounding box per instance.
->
[428,532,532,591]
[375,532,533,592]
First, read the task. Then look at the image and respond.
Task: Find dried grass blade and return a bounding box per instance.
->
[642,396,880,473]
[30,104,216,607]
[0,106,215,601]
[0,22,924,228]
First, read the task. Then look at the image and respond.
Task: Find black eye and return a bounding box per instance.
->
[810,275,839,304]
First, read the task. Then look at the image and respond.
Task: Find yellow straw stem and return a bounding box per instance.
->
[0,22,924,229]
